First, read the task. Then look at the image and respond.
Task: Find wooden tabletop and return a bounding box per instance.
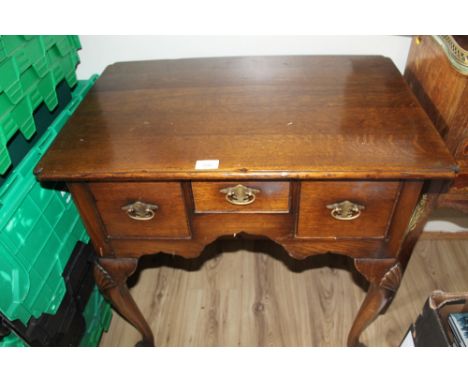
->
[36,56,457,181]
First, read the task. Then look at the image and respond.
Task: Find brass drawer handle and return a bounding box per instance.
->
[121,201,159,221]
[220,184,260,206]
[326,200,365,221]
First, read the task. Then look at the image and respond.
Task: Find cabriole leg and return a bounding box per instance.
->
[347,258,402,346]
[94,257,154,346]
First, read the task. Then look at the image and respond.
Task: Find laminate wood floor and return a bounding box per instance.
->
[99,238,468,347]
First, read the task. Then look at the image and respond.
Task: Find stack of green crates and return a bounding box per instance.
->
[0,35,80,175]
[0,35,112,347]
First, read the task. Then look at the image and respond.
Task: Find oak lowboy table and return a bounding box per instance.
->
[35,56,457,346]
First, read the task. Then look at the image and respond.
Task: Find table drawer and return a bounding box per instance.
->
[297,181,400,239]
[191,181,290,213]
[89,182,190,239]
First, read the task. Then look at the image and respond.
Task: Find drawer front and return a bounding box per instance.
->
[297,181,400,239]
[191,181,290,213]
[89,182,190,239]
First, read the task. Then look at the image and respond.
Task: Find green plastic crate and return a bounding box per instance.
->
[0,93,38,174]
[39,36,80,55]
[19,66,58,111]
[0,36,47,76]
[54,36,74,57]
[0,96,36,172]
[69,36,82,51]
[0,77,97,325]
[0,36,31,56]
[0,332,26,347]
[46,48,79,88]
[0,56,23,104]
[40,36,57,50]
[0,116,89,324]
[0,80,73,188]
[80,286,113,347]
[0,35,81,176]
[0,45,6,62]
[0,95,34,142]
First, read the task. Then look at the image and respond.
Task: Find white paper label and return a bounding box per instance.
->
[195,160,219,170]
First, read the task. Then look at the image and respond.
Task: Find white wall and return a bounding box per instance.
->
[75,35,467,233]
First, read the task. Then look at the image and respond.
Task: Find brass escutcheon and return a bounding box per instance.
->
[219,184,260,206]
[121,201,159,221]
[326,200,365,221]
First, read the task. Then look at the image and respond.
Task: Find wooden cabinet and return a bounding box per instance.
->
[405,35,468,212]
[35,56,456,346]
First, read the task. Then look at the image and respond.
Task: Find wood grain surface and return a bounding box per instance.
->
[99,238,468,346]
[36,56,456,181]
[191,181,290,213]
[89,182,190,239]
[404,35,468,212]
[296,181,400,239]
[405,36,468,169]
